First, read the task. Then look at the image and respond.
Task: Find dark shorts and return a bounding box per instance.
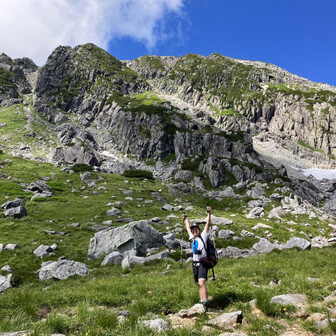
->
[193,263,208,283]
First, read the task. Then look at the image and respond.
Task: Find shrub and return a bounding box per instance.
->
[123,169,154,180]
[72,163,93,173]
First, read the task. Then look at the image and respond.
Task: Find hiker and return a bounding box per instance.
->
[183,206,212,306]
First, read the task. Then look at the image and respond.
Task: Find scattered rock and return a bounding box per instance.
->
[246,207,264,219]
[106,208,121,216]
[38,259,89,281]
[4,244,21,250]
[208,311,243,330]
[33,244,57,258]
[178,303,205,318]
[162,204,174,211]
[141,318,169,332]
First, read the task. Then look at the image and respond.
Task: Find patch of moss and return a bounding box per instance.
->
[298,140,324,153]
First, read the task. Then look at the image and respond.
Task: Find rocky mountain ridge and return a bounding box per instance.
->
[0,44,335,213]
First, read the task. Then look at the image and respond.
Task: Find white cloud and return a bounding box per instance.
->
[0,0,184,65]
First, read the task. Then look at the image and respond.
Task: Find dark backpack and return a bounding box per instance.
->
[199,236,218,270]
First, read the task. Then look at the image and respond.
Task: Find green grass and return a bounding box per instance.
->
[0,152,336,335]
[298,140,324,153]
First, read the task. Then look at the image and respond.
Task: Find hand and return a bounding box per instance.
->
[182,213,187,220]
[206,206,211,213]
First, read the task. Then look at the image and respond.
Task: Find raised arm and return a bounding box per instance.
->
[204,206,212,233]
[183,213,192,236]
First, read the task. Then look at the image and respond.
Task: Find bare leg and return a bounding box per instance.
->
[198,278,208,300]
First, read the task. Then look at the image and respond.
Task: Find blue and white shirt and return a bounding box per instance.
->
[189,230,208,262]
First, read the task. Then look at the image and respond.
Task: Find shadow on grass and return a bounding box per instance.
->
[208,291,252,310]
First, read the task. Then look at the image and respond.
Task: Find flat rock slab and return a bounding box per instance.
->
[270,294,308,307]
[208,311,243,330]
[38,259,89,281]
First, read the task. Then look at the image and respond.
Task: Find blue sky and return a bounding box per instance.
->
[109,0,336,86]
[1,0,335,86]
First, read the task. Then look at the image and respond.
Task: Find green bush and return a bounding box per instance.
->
[72,163,94,173]
[123,169,154,180]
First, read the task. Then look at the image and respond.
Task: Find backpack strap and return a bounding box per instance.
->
[198,235,209,256]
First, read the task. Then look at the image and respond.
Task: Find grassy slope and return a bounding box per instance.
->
[0,152,335,335]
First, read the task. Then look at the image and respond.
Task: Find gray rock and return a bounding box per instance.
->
[106,207,121,216]
[268,206,285,220]
[162,204,174,211]
[241,230,255,238]
[252,223,273,230]
[4,244,21,250]
[27,181,51,193]
[210,215,233,226]
[246,207,264,218]
[281,237,311,250]
[0,274,12,293]
[208,310,243,330]
[218,230,235,239]
[174,170,192,182]
[88,220,165,260]
[1,198,25,210]
[1,265,13,273]
[217,246,250,258]
[4,206,28,218]
[33,245,53,258]
[178,303,205,317]
[121,256,145,269]
[38,259,89,281]
[252,238,278,254]
[270,294,308,307]
[246,184,265,199]
[31,192,53,200]
[101,251,124,266]
[141,318,169,332]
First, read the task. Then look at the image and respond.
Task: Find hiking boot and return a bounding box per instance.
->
[199,299,209,311]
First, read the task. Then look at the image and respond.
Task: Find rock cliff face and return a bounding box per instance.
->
[0,53,37,104]
[1,44,335,187]
[127,54,336,166]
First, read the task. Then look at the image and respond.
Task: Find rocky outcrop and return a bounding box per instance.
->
[127,54,336,167]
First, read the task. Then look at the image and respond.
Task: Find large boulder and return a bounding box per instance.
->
[88,220,165,260]
[1,198,27,219]
[38,259,89,281]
